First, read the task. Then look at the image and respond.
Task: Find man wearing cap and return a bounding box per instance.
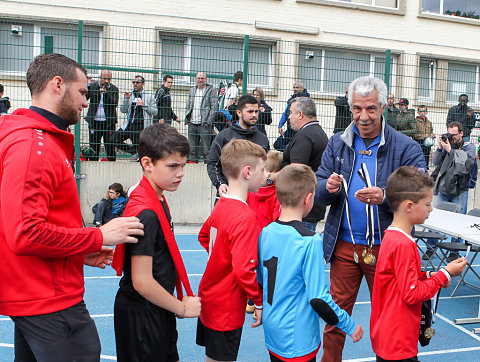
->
[392,98,416,137]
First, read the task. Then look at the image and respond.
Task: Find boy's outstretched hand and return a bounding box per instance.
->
[445,257,468,278]
[182,295,201,318]
[350,324,363,343]
[251,308,262,328]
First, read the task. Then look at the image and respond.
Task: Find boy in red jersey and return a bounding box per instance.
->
[247,150,282,228]
[197,139,266,362]
[371,166,467,361]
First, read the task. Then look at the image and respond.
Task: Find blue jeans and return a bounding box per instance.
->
[426,191,468,248]
[303,221,317,232]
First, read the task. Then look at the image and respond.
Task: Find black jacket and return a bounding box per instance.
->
[333,96,351,134]
[256,100,273,135]
[207,124,270,188]
[154,85,177,122]
[282,121,328,222]
[447,104,476,137]
[85,82,119,128]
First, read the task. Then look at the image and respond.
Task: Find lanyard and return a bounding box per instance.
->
[357,163,375,251]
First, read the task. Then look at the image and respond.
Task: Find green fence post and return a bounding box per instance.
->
[242,35,249,94]
[75,20,83,193]
[383,50,391,121]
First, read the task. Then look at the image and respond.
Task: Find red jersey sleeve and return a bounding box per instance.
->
[229,213,263,305]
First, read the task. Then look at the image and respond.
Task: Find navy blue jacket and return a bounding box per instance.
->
[315,120,426,263]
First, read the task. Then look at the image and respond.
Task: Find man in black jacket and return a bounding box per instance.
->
[333,86,351,133]
[207,94,269,198]
[85,70,119,161]
[447,94,476,139]
[154,75,178,124]
[282,97,328,231]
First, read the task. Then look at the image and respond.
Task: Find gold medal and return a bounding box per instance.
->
[353,251,359,263]
[424,327,435,338]
[363,253,375,265]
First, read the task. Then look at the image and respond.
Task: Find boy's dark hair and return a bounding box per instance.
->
[163,74,173,82]
[386,166,433,211]
[0,84,3,93]
[221,139,266,180]
[265,151,283,173]
[418,105,427,112]
[138,123,190,164]
[448,121,463,132]
[27,53,87,96]
[108,183,124,194]
[236,94,258,111]
[276,164,316,207]
[135,75,145,83]
[234,71,243,82]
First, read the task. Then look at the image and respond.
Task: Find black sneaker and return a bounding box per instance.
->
[447,252,460,263]
[422,249,434,261]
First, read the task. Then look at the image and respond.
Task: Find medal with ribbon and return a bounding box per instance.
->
[357,162,376,265]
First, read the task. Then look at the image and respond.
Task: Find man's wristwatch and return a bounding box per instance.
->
[266,173,273,185]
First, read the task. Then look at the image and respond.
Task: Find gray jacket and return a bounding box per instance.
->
[120,92,157,129]
[184,84,217,125]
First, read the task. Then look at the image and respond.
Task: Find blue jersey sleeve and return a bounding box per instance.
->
[302,234,357,335]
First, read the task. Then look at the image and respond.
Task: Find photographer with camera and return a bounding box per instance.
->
[424,121,478,261]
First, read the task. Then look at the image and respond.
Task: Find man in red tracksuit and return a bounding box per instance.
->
[0,53,143,361]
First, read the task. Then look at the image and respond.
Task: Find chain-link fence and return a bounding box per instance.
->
[2,20,480,172]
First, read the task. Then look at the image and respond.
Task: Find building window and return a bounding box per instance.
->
[328,0,397,8]
[418,59,436,101]
[422,0,480,20]
[298,46,396,95]
[446,62,478,103]
[158,32,274,88]
[0,20,102,74]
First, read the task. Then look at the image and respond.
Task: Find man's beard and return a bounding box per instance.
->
[58,89,80,125]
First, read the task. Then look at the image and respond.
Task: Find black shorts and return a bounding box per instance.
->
[196,318,242,361]
[114,290,179,362]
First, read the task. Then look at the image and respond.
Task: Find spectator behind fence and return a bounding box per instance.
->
[224,71,243,110]
[154,74,179,125]
[207,94,269,200]
[386,93,399,126]
[281,97,328,232]
[412,105,435,168]
[425,121,478,262]
[253,87,273,136]
[274,81,310,151]
[92,183,128,226]
[0,53,143,361]
[333,86,352,133]
[113,75,157,160]
[447,94,476,139]
[392,97,416,137]
[85,69,119,161]
[0,84,11,115]
[315,76,426,362]
[184,72,217,163]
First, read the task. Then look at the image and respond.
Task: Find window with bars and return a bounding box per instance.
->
[418,59,436,101]
[447,62,479,104]
[158,32,275,88]
[298,46,396,95]
[0,20,102,74]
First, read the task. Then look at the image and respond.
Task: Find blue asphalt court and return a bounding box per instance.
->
[1,233,480,361]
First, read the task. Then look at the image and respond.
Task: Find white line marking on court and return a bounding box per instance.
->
[0,343,13,348]
[344,346,480,362]
[85,273,205,280]
[100,356,117,360]
[436,313,480,342]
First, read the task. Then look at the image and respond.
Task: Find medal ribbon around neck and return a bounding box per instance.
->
[341,177,359,263]
[357,163,375,261]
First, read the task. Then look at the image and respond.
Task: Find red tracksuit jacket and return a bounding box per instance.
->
[0,109,103,316]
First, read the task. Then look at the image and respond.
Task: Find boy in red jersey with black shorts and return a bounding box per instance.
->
[371,166,467,361]
[196,139,266,362]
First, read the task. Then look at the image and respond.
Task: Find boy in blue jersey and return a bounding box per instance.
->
[258,164,363,362]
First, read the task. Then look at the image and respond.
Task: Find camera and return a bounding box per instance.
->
[441,133,453,143]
